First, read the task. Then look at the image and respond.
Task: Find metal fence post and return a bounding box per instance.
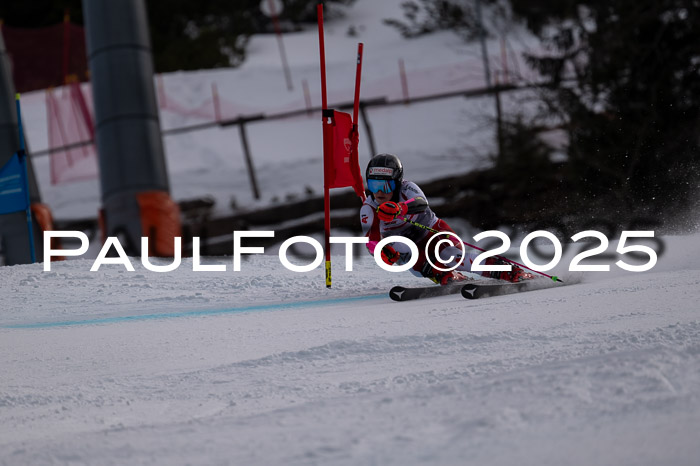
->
[359,102,377,158]
[238,119,261,200]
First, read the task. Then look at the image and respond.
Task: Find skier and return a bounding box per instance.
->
[360,153,533,285]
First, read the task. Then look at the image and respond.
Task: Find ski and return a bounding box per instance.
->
[461,279,561,299]
[390,278,564,302]
[389,282,467,302]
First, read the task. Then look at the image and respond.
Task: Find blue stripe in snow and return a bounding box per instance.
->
[3,294,386,329]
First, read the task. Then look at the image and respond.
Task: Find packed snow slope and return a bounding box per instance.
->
[1,233,699,465]
[5,0,700,463]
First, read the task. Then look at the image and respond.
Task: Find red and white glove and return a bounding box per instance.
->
[380,244,400,265]
[377,201,408,222]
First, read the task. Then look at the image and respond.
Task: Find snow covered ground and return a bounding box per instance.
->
[1,233,699,465]
[3,0,700,464]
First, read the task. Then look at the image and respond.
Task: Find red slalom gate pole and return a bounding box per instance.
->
[318,5,328,110]
[352,43,363,125]
[352,42,366,201]
[318,4,333,288]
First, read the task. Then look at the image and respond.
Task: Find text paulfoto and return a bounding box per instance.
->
[42,230,658,273]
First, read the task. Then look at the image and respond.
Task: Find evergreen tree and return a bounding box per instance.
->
[511,0,700,218]
[386,0,700,224]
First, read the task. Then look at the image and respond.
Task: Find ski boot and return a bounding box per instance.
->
[482,257,534,282]
[420,262,468,286]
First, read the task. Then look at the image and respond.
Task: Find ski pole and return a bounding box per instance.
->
[397,216,562,282]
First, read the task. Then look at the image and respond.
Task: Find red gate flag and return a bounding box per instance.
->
[318,3,366,288]
[325,110,365,199]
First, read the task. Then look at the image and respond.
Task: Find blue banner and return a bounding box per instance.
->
[0,153,29,215]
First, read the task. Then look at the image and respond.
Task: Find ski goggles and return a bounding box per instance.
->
[367,179,396,193]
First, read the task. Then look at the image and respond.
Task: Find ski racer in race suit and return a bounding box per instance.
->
[360,154,533,285]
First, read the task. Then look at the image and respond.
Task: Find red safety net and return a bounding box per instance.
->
[1,22,88,93]
[46,82,98,185]
[46,76,243,186]
[155,75,258,122]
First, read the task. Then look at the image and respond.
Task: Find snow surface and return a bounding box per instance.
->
[1,234,700,465]
[3,0,700,464]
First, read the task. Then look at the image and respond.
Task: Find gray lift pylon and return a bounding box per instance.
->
[0,33,47,265]
[83,0,181,256]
